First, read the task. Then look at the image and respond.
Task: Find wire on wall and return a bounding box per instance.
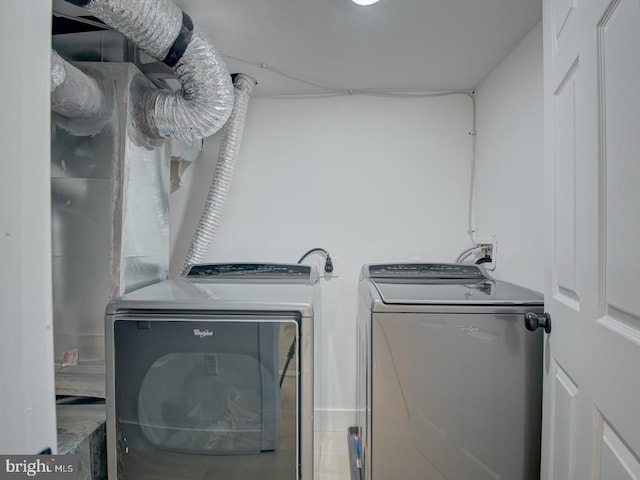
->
[467,92,477,245]
[456,246,482,264]
[222,54,473,100]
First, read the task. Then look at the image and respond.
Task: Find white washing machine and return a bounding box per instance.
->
[105,263,320,480]
[355,263,544,480]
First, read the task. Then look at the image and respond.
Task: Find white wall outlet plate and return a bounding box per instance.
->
[475,237,497,271]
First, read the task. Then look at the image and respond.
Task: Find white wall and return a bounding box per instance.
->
[0,0,57,454]
[474,23,544,292]
[170,94,473,430]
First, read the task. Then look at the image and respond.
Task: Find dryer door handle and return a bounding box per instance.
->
[524,312,551,334]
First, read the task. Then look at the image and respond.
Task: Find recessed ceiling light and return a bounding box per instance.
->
[352,0,381,6]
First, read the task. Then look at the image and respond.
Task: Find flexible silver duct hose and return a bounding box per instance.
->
[50,51,66,91]
[70,0,234,142]
[50,50,105,120]
[183,74,257,272]
[141,30,234,141]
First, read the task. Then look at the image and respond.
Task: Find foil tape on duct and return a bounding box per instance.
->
[183,74,257,271]
[75,0,234,142]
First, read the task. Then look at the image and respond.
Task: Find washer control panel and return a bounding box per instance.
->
[366,263,488,280]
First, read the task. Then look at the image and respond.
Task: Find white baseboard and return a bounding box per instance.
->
[314,409,356,432]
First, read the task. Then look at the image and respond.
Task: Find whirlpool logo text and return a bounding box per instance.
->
[193,328,214,338]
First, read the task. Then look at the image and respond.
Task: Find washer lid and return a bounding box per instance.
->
[365,263,489,281]
[364,263,543,306]
[371,280,543,306]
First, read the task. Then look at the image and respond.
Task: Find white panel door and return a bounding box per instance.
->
[542,0,640,478]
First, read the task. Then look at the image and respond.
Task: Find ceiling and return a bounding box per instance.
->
[53,0,542,97]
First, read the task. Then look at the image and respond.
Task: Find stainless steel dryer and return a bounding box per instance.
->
[355,263,544,480]
[105,263,320,480]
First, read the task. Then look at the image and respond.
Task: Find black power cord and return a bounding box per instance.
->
[475,255,492,265]
[279,337,297,388]
[297,247,333,273]
[279,247,334,390]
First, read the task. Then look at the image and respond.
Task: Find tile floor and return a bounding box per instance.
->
[57,402,351,480]
[315,431,351,480]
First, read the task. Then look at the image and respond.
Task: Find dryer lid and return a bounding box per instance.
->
[106,263,318,316]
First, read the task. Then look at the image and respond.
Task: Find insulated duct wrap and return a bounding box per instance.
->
[74,0,234,142]
[50,51,66,91]
[80,0,182,60]
[50,50,105,120]
[183,74,257,271]
[142,30,235,141]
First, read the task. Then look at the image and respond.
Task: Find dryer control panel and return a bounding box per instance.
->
[185,263,314,280]
[365,263,489,280]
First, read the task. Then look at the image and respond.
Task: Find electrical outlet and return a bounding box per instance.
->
[477,243,493,257]
[475,238,497,271]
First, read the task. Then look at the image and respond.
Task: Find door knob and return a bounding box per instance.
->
[524,312,551,334]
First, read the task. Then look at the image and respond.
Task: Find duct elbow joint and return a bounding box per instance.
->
[68,0,236,143]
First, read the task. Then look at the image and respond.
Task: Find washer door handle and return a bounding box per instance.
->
[524,312,551,334]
